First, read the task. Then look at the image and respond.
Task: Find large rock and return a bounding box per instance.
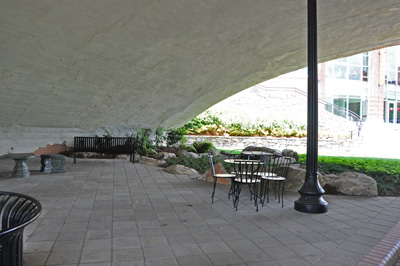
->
[177,150,201,159]
[209,148,221,156]
[115,154,130,160]
[282,149,300,162]
[152,152,176,160]
[201,162,231,185]
[164,165,199,175]
[139,156,168,166]
[285,164,326,192]
[243,146,281,155]
[323,172,378,197]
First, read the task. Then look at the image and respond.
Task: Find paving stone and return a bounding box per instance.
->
[80,249,112,264]
[0,158,398,266]
[45,251,81,265]
[179,254,214,266]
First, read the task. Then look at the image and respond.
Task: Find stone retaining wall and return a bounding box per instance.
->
[186,135,362,156]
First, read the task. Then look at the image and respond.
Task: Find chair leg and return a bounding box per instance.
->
[248,184,253,201]
[281,181,285,208]
[254,182,259,212]
[275,181,285,208]
[228,182,233,199]
[273,181,278,200]
[211,177,217,204]
[234,183,242,211]
[277,181,281,203]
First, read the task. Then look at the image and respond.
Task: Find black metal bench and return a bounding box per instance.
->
[74,136,135,164]
[0,191,42,266]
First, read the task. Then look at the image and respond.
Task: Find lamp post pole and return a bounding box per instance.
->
[294,0,328,213]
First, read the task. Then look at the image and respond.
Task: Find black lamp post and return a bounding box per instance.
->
[294,0,328,213]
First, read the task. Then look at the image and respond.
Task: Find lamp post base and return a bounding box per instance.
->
[294,195,328,214]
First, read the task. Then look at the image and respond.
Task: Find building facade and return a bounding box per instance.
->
[263,46,400,125]
[320,46,400,124]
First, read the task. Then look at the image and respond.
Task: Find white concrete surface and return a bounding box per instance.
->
[1,1,400,154]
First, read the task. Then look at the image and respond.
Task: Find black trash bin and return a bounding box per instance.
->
[0,191,42,266]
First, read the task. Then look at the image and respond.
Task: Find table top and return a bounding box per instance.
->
[224,159,262,164]
[6,153,35,160]
[241,151,274,156]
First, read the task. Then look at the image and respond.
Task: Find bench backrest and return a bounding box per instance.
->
[74,137,134,153]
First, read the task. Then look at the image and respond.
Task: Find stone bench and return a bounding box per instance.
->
[40,154,66,174]
[0,191,42,266]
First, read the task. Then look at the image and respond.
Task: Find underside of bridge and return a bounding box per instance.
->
[1,1,400,154]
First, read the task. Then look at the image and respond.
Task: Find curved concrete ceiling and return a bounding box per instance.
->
[1,1,400,152]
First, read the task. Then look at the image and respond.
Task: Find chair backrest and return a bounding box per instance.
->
[233,159,262,182]
[208,154,216,176]
[261,154,282,176]
[277,156,292,178]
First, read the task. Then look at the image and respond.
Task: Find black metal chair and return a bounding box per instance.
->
[231,159,263,211]
[0,191,42,266]
[259,156,291,207]
[208,155,236,204]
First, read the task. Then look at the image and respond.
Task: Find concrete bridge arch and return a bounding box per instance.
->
[1,0,400,153]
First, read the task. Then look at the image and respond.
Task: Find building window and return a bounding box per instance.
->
[384,46,400,124]
[326,52,369,82]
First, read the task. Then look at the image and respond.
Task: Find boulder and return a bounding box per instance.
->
[284,164,326,192]
[209,148,221,156]
[243,146,281,155]
[177,150,201,159]
[164,165,199,175]
[323,172,378,197]
[139,156,168,166]
[115,154,130,160]
[201,162,231,185]
[152,152,176,160]
[282,149,300,162]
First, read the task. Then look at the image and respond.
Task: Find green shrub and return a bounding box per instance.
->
[183,145,197,153]
[180,112,307,138]
[154,126,166,148]
[166,156,210,172]
[132,128,155,156]
[166,128,186,147]
[166,155,232,173]
[193,141,215,153]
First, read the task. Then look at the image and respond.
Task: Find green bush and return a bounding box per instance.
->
[192,141,214,153]
[180,113,307,138]
[166,155,232,173]
[298,155,400,195]
[154,126,166,148]
[133,128,155,156]
[166,156,211,172]
[166,128,186,147]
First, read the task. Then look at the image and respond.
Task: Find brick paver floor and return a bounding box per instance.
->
[0,157,399,266]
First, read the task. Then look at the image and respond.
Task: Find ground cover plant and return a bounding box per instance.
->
[165,155,232,173]
[179,112,307,138]
[298,155,400,196]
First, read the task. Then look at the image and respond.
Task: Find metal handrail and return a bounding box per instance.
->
[254,85,362,138]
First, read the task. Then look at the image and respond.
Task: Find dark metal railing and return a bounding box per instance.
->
[255,85,362,138]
